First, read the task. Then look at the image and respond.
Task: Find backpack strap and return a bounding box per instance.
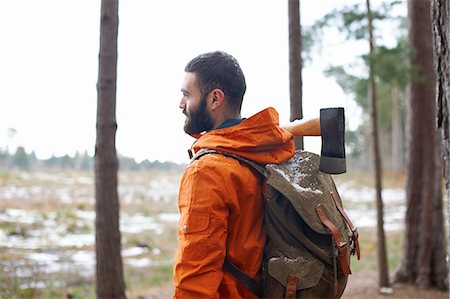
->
[223,259,263,297]
[330,191,361,260]
[315,203,351,276]
[192,148,265,297]
[285,274,299,299]
[192,148,268,177]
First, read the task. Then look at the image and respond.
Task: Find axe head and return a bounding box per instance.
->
[319,107,346,174]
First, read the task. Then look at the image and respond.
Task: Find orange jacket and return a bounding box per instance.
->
[173,107,295,298]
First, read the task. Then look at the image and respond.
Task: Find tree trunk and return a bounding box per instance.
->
[394,0,448,290]
[431,0,450,284]
[95,0,126,298]
[366,0,390,289]
[391,82,404,177]
[288,0,303,150]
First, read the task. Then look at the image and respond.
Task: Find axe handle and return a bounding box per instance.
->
[281,118,321,136]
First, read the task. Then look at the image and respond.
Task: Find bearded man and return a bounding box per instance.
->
[173,51,295,298]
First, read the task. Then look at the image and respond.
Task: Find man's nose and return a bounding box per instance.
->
[179,98,186,110]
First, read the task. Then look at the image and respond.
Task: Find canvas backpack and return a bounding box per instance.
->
[193,149,361,298]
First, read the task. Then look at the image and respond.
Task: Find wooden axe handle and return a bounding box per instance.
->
[281,118,321,136]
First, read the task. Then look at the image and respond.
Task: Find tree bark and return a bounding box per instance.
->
[366,0,390,289]
[288,0,303,149]
[394,0,448,290]
[391,82,404,176]
[95,0,126,298]
[431,0,450,284]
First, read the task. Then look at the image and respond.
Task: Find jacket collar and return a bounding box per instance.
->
[215,118,245,130]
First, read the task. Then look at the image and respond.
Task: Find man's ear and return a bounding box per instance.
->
[209,88,225,111]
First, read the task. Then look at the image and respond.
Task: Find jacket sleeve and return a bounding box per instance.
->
[173,159,230,299]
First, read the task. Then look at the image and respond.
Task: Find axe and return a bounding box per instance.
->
[281,107,346,174]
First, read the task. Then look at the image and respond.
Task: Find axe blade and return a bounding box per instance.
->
[320,107,346,174]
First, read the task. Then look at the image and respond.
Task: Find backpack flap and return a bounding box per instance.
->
[265,151,346,236]
[267,254,325,290]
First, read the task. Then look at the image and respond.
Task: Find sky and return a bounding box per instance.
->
[0,0,398,164]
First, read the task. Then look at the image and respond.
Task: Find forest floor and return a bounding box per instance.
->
[1,170,449,299]
[130,270,449,299]
[343,271,448,299]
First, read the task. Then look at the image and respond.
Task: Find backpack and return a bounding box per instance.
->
[193,149,361,298]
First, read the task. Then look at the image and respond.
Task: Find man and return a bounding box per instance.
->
[173,51,295,298]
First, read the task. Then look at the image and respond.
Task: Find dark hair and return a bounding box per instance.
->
[185,51,246,113]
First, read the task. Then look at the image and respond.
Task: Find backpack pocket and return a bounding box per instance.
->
[267,254,325,290]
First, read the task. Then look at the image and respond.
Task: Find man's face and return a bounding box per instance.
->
[180,72,214,135]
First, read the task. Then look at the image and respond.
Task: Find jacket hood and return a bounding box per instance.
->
[191,107,295,164]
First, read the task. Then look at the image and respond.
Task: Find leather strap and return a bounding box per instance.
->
[315,204,351,276]
[330,192,361,260]
[285,274,298,299]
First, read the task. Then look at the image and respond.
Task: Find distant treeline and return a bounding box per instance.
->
[0,146,186,172]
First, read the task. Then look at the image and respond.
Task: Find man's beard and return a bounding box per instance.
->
[183,93,214,135]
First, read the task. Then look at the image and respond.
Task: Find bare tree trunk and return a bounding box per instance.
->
[288,0,303,150]
[394,0,448,290]
[95,0,126,298]
[391,82,403,176]
[431,0,450,285]
[366,0,390,289]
